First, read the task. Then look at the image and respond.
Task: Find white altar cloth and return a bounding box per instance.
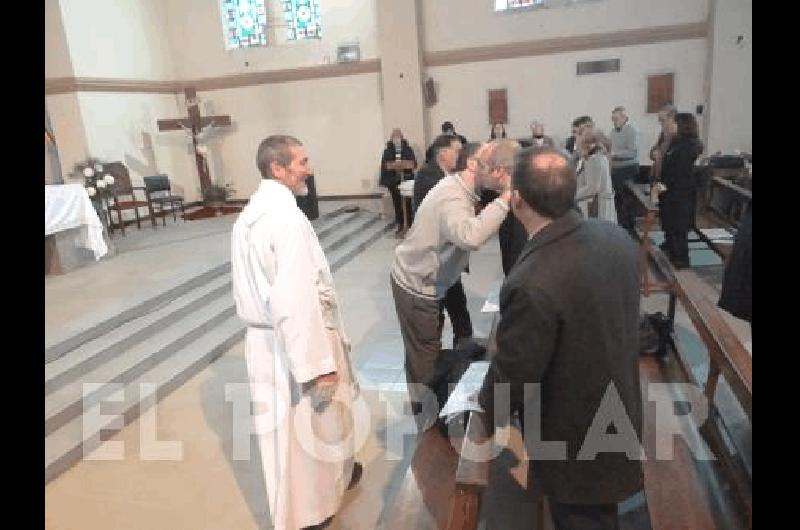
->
[45,184,108,260]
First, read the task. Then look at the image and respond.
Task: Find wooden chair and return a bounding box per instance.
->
[143,175,185,227]
[105,162,150,236]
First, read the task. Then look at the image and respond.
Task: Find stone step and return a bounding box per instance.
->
[45,206,352,364]
[45,262,231,363]
[45,295,235,437]
[310,205,349,231]
[327,214,392,272]
[316,210,362,241]
[45,315,245,484]
[44,207,389,483]
[46,209,376,397]
[45,274,233,396]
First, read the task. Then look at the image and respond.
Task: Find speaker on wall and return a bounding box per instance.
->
[424,78,438,107]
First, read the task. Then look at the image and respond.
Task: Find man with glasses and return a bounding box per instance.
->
[391,139,519,431]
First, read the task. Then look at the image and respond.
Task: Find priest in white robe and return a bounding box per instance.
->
[231,135,361,530]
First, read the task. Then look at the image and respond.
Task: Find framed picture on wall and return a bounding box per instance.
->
[488,89,508,124]
[647,73,674,113]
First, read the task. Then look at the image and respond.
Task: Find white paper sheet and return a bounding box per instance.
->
[700,228,734,240]
[481,281,501,313]
[439,361,490,422]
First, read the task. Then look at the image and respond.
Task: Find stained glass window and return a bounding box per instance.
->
[221,0,269,50]
[282,0,322,41]
[494,0,544,11]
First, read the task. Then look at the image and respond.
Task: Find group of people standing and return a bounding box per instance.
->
[563,105,705,269]
[228,103,714,529]
[382,107,706,274]
[389,136,645,529]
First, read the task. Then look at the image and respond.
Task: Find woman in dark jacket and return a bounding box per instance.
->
[657,113,703,268]
[380,128,417,233]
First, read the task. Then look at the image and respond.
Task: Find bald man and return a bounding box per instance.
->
[391,139,519,431]
[479,147,643,529]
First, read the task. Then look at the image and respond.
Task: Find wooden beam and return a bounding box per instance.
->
[424,22,708,68]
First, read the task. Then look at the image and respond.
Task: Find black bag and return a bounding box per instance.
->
[431,342,487,432]
[639,312,673,358]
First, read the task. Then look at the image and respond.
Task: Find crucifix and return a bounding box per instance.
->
[157,87,231,197]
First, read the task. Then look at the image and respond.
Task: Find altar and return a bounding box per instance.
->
[45,184,112,275]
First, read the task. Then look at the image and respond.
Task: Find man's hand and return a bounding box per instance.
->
[308,372,338,412]
[314,372,339,386]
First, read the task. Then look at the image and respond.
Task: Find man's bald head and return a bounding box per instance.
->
[513,147,577,219]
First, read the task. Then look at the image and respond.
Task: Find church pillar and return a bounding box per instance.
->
[704,0,752,154]
[375,0,427,161]
[45,102,64,185]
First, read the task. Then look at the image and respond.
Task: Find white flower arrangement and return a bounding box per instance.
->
[86,186,97,197]
[96,179,107,189]
[103,174,115,185]
[83,167,95,178]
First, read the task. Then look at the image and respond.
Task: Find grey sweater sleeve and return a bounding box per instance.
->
[440,196,509,251]
[613,125,639,162]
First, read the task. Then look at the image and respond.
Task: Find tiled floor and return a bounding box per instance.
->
[45,210,751,529]
[45,205,506,529]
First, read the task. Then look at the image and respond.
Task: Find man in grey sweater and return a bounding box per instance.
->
[609,106,639,230]
[391,139,519,431]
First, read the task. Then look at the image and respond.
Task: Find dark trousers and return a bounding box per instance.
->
[388,184,404,226]
[391,276,442,431]
[611,166,639,230]
[664,230,689,263]
[440,279,473,343]
[551,501,619,530]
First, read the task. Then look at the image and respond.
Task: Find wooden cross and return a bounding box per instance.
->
[157,87,231,197]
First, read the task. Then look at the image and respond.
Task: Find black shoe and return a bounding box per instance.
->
[671,257,691,269]
[347,462,363,491]
[453,336,474,351]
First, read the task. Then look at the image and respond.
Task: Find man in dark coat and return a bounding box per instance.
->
[380,128,417,233]
[479,148,643,529]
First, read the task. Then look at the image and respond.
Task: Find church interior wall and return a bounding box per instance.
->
[425,38,709,163]
[196,72,385,199]
[57,0,175,81]
[45,0,74,79]
[165,0,379,80]
[46,0,750,198]
[75,92,199,207]
[420,0,709,54]
[46,93,89,182]
[706,0,751,154]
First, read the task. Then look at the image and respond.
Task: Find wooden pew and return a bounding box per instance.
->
[642,244,752,527]
[381,427,463,529]
[639,356,720,530]
[705,173,752,228]
[447,412,490,529]
[383,257,752,529]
